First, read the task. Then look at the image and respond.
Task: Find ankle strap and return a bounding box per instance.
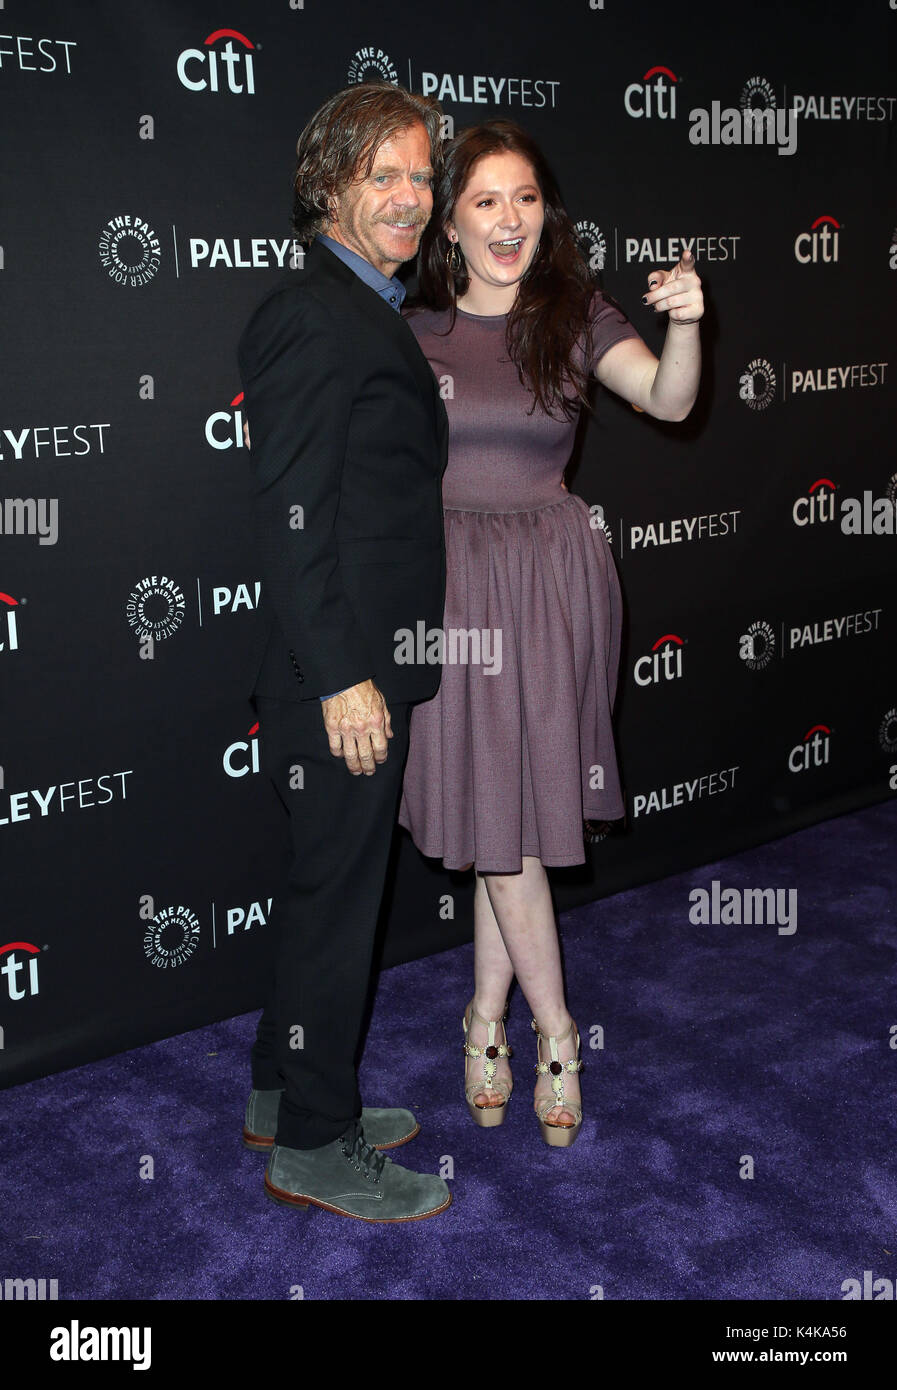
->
[531,1016,577,1048]
[465,1000,508,1029]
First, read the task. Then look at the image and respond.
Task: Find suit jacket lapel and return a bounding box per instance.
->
[306,239,448,469]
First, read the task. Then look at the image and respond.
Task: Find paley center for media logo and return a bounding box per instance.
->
[738,620,776,671]
[347,45,560,110]
[143,906,201,969]
[177,27,256,94]
[125,576,186,641]
[98,214,161,288]
[624,67,797,154]
[739,358,776,410]
[575,222,607,273]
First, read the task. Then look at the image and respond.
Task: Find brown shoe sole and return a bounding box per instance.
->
[242,1121,420,1153]
[263,1173,452,1222]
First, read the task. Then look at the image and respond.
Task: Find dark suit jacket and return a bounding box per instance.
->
[237,239,448,705]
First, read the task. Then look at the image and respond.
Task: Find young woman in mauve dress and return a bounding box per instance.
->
[397,119,703,1146]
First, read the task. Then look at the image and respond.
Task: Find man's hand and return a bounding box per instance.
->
[243,419,251,449]
[321,679,393,775]
[642,248,704,325]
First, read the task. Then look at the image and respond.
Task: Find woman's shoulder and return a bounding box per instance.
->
[402,301,451,337]
[586,284,632,328]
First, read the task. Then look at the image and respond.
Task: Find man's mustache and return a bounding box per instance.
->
[378,215,429,228]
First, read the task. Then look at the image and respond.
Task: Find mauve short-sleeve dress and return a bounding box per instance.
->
[396,290,643,873]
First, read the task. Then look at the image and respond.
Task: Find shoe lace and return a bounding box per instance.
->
[340,1122,386,1184]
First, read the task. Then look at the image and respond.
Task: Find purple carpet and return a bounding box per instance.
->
[2,798,895,1301]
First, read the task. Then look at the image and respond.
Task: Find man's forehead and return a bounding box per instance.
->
[369,124,432,164]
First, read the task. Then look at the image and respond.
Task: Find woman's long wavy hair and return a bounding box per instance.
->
[416,120,595,420]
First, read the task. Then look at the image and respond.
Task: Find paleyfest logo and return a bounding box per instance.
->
[98,214,161,287]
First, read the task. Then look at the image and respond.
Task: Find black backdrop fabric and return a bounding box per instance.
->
[1,1,895,1086]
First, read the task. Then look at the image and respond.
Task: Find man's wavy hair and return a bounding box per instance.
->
[416,120,596,420]
[291,83,443,242]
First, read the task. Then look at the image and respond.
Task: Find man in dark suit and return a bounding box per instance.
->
[237,84,450,1222]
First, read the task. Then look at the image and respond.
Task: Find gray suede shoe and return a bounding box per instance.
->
[243,1089,420,1152]
[264,1121,452,1222]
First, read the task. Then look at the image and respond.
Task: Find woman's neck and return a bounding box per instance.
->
[456,281,519,317]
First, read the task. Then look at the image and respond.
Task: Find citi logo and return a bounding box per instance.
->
[793,478,836,526]
[205,391,246,450]
[0,592,19,653]
[223,723,259,778]
[795,215,841,264]
[788,723,832,773]
[634,633,684,685]
[1,942,40,1001]
[177,28,255,95]
[624,65,678,118]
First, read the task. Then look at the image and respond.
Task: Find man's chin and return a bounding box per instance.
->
[379,225,424,263]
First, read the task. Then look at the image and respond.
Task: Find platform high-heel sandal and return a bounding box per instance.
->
[462,1000,513,1127]
[532,1015,583,1148]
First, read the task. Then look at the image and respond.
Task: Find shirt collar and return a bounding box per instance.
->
[317,234,406,310]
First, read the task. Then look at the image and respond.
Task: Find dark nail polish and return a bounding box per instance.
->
[641,295,648,304]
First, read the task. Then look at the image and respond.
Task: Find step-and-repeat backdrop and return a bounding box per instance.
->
[1,1,895,1085]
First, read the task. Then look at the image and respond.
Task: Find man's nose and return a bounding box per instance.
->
[392,175,423,205]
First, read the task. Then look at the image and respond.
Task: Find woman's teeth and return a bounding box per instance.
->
[491,239,522,253]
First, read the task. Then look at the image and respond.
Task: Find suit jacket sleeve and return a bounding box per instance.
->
[238,288,375,700]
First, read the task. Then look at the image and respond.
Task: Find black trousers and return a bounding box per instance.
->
[250,693,411,1149]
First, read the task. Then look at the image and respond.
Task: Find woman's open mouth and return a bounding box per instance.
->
[489,237,525,264]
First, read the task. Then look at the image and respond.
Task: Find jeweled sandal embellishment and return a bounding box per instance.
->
[461,1002,513,1128]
